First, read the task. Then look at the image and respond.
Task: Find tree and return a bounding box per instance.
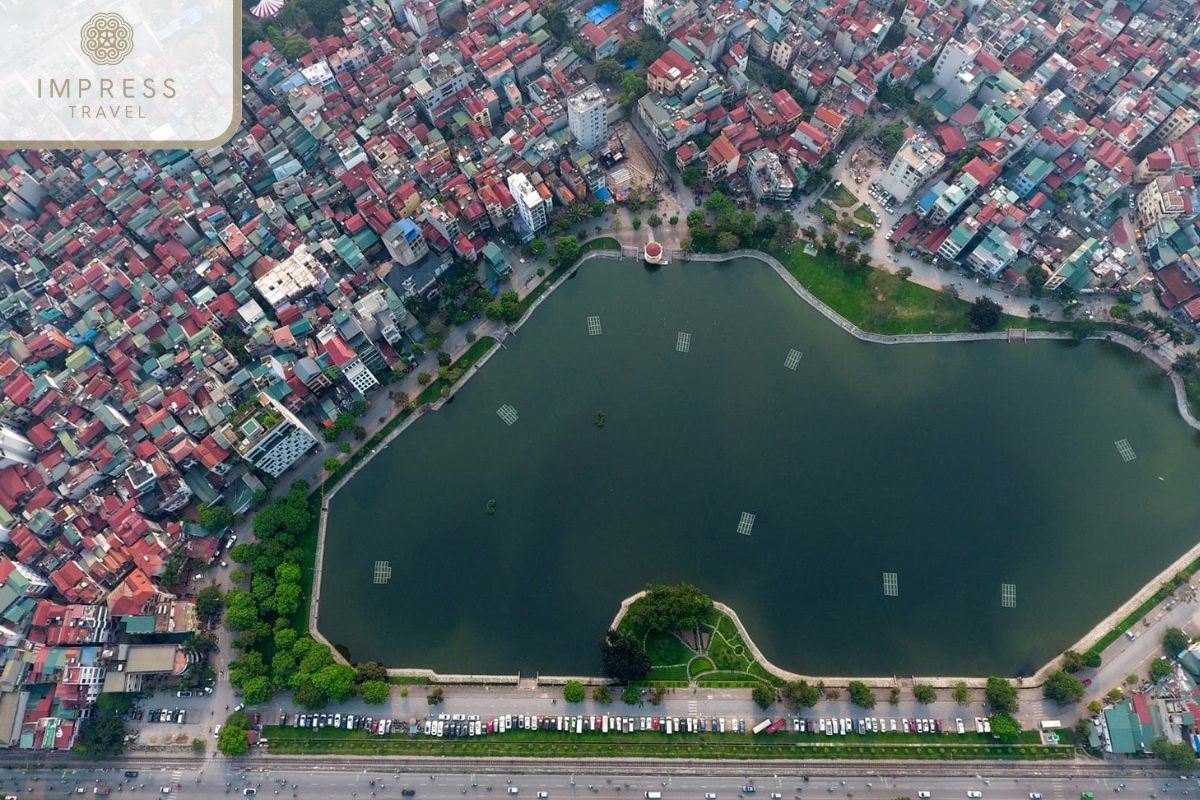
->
[621,685,641,705]
[848,681,876,709]
[77,695,129,757]
[781,680,820,709]
[198,503,235,533]
[1025,265,1047,296]
[225,590,259,631]
[1043,670,1085,705]
[1084,652,1102,669]
[621,584,713,634]
[952,681,970,705]
[360,680,390,704]
[876,122,908,156]
[195,586,225,625]
[529,238,547,257]
[242,675,273,705]
[593,685,612,704]
[228,543,256,564]
[1062,649,1086,673]
[1164,626,1190,655]
[752,684,775,709]
[716,232,739,252]
[897,266,913,281]
[564,681,586,703]
[427,687,444,705]
[821,230,839,251]
[217,711,251,757]
[355,661,388,684]
[1150,658,1173,682]
[985,677,1017,713]
[599,629,651,684]
[967,296,1003,331]
[988,713,1021,742]
[912,684,937,704]
[595,59,623,85]
[322,457,340,473]
[312,664,357,703]
[1105,687,1124,705]
[555,235,582,266]
[1073,717,1092,742]
[705,191,733,215]
[1153,738,1198,772]
[619,71,646,106]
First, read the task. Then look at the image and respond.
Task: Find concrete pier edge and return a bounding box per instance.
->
[307,248,1200,689]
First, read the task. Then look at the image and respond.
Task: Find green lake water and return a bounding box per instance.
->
[319,255,1200,676]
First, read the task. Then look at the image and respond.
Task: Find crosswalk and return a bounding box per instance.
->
[687,699,698,716]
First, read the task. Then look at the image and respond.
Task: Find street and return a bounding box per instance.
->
[0,761,1188,800]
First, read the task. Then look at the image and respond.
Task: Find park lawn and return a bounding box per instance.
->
[687,657,715,679]
[825,183,858,208]
[811,200,838,226]
[646,665,691,682]
[580,236,620,254]
[645,630,696,665]
[853,206,878,225]
[778,245,1051,336]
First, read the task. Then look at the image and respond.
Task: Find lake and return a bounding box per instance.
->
[318,254,1200,677]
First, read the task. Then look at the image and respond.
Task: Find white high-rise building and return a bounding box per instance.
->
[642,0,660,25]
[879,136,945,205]
[568,85,609,152]
[931,38,980,91]
[506,173,549,236]
[0,424,33,468]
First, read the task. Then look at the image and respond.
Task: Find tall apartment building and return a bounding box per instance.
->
[567,85,608,151]
[412,52,468,124]
[879,137,945,204]
[383,218,429,266]
[931,38,980,91]
[223,393,319,478]
[0,424,33,468]
[506,173,550,237]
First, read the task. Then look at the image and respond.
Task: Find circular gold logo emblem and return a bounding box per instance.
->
[80,13,134,66]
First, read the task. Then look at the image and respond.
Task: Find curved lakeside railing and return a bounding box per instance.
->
[310,246,1200,687]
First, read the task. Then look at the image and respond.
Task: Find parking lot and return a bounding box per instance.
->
[128,688,222,748]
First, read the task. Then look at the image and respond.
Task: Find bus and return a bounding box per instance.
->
[752,719,772,735]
